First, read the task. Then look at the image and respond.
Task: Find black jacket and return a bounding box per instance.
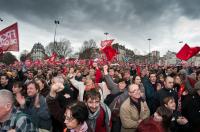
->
[170,110,191,132]
[182,93,200,132]
[0,82,13,92]
[156,87,178,107]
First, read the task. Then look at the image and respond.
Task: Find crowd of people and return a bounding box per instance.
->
[0,61,200,132]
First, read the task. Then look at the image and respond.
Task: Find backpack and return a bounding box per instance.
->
[104,92,123,106]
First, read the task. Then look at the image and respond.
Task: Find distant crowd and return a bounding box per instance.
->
[0,61,200,132]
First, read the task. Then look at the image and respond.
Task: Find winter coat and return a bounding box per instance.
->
[182,93,200,132]
[141,76,157,115]
[120,98,150,132]
[104,75,129,112]
[21,95,52,130]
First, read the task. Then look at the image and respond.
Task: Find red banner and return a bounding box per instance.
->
[0,23,19,51]
[176,44,200,61]
[101,45,117,61]
[100,39,114,48]
[47,52,57,63]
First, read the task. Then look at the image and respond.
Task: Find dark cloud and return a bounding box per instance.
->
[177,0,200,19]
[1,0,200,55]
[1,0,199,28]
[0,0,176,29]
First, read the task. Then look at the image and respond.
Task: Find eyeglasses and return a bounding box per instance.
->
[64,115,74,122]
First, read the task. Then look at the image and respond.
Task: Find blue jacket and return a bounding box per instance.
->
[21,95,52,130]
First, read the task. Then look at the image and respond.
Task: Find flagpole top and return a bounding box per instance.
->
[104,32,109,40]
[104,32,109,35]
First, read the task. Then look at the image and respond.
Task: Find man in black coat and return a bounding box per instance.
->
[182,81,200,132]
[156,76,178,108]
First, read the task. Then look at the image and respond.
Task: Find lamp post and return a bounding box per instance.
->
[54,20,60,44]
[147,38,151,64]
[179,41,183,44]
[104,32,109,40]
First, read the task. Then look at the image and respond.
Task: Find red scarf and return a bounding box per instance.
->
[178,84,185,112]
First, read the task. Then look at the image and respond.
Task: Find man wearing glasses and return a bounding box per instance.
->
[120,84,150,132]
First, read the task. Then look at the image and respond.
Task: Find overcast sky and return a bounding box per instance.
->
[1,0,200,57]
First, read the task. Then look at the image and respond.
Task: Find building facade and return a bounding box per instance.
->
[112,43,135,62]
[30,43,46,60]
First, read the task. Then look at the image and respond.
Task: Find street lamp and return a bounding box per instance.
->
[147,38,151,64]
[179,41,183,44]
[104,32,109,40]
[54,20,60,44]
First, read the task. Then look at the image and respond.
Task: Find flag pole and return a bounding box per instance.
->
[54,20,60,45]
[147,38,152,64]
[104,32,109,40]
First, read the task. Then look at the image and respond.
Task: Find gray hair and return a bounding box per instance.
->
[0,89,14,106]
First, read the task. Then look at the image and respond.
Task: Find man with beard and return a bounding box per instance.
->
[83,89,111,132]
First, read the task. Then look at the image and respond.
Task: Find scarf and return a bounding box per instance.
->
[70,121,88,132]
[87,106,100,131]
[130,97,144,113]
[178,84,185,112]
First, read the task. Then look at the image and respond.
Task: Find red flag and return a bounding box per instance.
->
[100,39,114,48]
[62,67,68,75]
[176,44,200,61]
[0,23,19,51]
[101,45,117,61]
[48,52,57,63]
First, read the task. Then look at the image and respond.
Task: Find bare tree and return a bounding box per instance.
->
[45,39,72,58]
[79,39,98,59]
[0,52,17,65]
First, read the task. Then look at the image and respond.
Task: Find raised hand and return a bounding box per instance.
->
[16,93,26,107]
[177,116,188,125]
[50,83,64,98]
[103,65,108,75]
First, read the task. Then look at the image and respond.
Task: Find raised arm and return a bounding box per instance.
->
[103,65,119,94]
[46,83,65,124]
